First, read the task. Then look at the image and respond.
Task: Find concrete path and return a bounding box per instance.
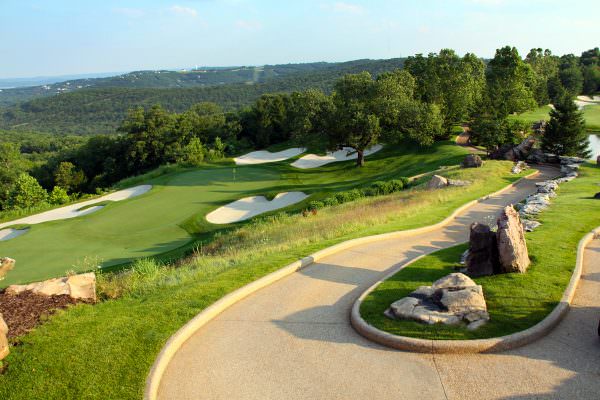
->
[158,166,599,400]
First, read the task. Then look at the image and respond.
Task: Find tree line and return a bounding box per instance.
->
[1,45,597,212]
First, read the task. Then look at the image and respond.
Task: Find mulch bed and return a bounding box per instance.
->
[0,290,90,338]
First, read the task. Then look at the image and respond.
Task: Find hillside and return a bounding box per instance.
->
[0,58,405,135]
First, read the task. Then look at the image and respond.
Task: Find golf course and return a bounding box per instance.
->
[0,141,468,287]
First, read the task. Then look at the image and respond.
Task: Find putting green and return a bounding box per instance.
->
[0,141,468,286]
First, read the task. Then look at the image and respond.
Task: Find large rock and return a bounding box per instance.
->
[0,313,8,361]
[427,175,448,189]
[490,144,516,161]
[594,192,600,200]
[466,223,498,277]
[513,136,536,159]
[496,206,530,273]
[461,154,483,168]
[387,273,489,329]
[0,257,15,281]
[6,272,96,302]
[447,179,471,187]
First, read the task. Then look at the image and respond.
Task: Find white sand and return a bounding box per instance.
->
[206,192,309,224]
[234,148,306,165]
[0,185,152,231]
[0,228,29,241]
[577,95,600,102]
[291,144,383,169]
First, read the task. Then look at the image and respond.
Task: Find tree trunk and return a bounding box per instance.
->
[356,150,365,167]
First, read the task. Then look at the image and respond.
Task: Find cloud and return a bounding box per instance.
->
[331,2,364,14]
[170,5,198,17]
[113,7,145,18]
[235,20,262,31]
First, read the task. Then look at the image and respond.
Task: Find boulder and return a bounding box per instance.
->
[511,161,528,174]
[461,154,483,168]
[448,179,471,187]
[522,219,541,232]
[466,223,498,277]
[6,272,96,302]
[527,149,546,164]
[427,175,448,189]
[386,273,489,329]
[489,144,516,161]
[0,313,8,361]
[513,136,536,159]
[0,257,15,281]
[496,206,530,273]
[594,192,600,200]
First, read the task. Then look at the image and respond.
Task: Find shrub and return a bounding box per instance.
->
[322,197,339,207]
[49,186,70,205]
[309,200,324,210]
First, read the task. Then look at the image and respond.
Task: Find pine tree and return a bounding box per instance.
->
[541,95,591,157]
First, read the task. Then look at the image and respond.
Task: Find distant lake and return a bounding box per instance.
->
[590,135,600,160]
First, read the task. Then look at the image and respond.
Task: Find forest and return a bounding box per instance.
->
[0,46,598,215]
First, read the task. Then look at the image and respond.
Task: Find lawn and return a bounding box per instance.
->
[509,103,600,132]
[0,160,531,400]
[359,163,600,340]
[0,141,468,287]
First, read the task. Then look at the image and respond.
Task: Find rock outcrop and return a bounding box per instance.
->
[0,257,15,281]
[496,206,530,273]
[461,154,483,168]
[6,272,96,302]
[0,313,8,361]
[511,161,528,174]
[466,223,499,277]
[427,175,448,189]
[386,273,489,330]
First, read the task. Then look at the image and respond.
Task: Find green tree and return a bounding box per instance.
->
[48,186,70,205]
[329,72,381,167]
[4,173,48,210]
[286,89,333,147]
[558,54,584,97]
[486,46,537,117]
[0,142,27,206]
[541,94,590,157]
[54,161,86,192]
[405,50,485,133]
[525,48,559,105]
[177,137,206,166]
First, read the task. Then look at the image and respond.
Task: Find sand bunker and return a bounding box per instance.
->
[291,145,383,169]
[234,148,306,165]
[0,228,29,242]
[0,185,152,232]
[577,95,600,102]
[206,192,309,224]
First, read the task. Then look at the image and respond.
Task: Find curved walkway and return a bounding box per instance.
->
[158,166,600,399]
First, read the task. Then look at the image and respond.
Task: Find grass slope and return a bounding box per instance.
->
[0,161,529,400]
[360,163,600,339]
[0,141,467,287]
[509,104,600,132]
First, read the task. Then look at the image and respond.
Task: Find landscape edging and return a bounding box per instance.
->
[144,169,540,400]
[350,223,598,354]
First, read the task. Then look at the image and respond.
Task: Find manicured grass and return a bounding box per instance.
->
[0,141,468,287]
[360,164,600,339]
[509,104,600,131]
[0,161,529,400]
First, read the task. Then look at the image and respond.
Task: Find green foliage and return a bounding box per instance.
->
[525,48,559,105]
[470,115,528,153]
[558,54,584,97]
[309,177,408,210]
[541,94,591,157]
[48,186,70,205]
[54,161,86,192]
[177,137,206,166]
[486,46,537,117]
[4,173,47,210]
[405,49,486,132]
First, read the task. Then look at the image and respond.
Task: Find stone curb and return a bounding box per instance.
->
[144,170,541,400]
[350,219,597,354]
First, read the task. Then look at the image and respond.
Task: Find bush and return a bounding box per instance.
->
[4,173,48,210]
[322,197,339,207]
[308,200,324,210]
[49,186,70,205]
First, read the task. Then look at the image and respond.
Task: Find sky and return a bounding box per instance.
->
[2,0,599,78]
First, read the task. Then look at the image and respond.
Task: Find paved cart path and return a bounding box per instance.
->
[158,166,600,400]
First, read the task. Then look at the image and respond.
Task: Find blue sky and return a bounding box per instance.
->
[2,0,599,78]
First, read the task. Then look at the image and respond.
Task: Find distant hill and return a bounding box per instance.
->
[0,72,123,90]
[0,58,406,135]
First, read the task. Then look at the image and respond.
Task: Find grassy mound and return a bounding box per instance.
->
[0,161,529,400]
[0,141,467,287]
[360,163,600,340]
[509,104,600,132]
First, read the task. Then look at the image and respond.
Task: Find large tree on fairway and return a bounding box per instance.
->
[558,54,584,97]
[486,46,537,117]
[541,94,590,158]
[329,72,381,167]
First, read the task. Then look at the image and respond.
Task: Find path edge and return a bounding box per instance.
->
[350,224,598,355]
[144,170,540,400]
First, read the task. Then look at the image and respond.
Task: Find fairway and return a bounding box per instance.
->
[510,103,600,131]
[0,141,468,286]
